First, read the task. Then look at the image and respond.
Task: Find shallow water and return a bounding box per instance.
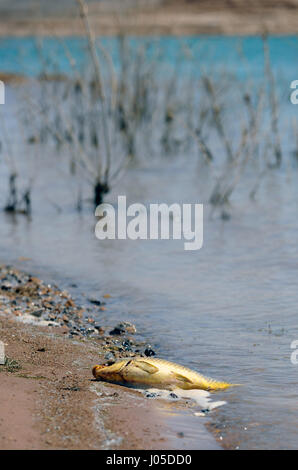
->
[1,37,298,449]
[1,158,297,449]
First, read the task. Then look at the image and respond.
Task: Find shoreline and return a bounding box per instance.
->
[0,264,220,450]
[1,2,298,37]
[0,315,170,449]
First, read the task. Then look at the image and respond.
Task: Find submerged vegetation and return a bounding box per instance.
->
[0,1,294,220]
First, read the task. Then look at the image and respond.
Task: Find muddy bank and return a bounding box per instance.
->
[0,315,171,449]
[0,264,167,449]
[0,264,152,359]
[0,0,298,36]
[0,264,220,449]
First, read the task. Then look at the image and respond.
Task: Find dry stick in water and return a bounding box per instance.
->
[34,40,108,189]
[263,35,282,168]
[56,36,102,175]
[0,108,20,212]
[243,87,265,164]
[24,92,96,180]
[76,0,112,189]
[177,114,214,165]
[23,92,93,212]
[202,76,234,163]
[27,75,127,204]
[292,116,298,159]
[0,107,17,173]
[209,123,249,219]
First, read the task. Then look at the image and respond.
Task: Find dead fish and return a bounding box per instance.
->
[92,357,237,391]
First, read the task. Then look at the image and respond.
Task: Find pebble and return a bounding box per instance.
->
[88,298,101,306]
[109,327,123,335]
[122,339,132,351]
[109,322,137,335]
[31,309,44,318]
[144,346,156,357]
[104,352,116,364]
[0,265,144,363]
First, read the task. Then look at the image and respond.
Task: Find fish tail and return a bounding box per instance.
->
[201,375,240,391]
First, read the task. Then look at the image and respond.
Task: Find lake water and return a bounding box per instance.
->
[0,37,298,449]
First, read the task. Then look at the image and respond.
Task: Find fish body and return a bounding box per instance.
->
[92,357,236,391]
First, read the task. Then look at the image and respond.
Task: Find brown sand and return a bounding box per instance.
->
[0,263,222,450]
[0,0,298,36]
[0,315,170,449]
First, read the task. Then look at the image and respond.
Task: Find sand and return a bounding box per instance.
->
[0,0,298,36]
[0,263,221,450]
[0,315,172,449]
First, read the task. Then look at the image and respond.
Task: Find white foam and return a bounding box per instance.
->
[139,387,226,414]
[15,313,60,327]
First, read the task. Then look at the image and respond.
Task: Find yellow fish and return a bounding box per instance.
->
[92,357,237,391]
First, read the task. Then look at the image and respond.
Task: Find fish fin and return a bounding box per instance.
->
[172,372,193,384]
[203,376,237,391]
[133,360,159,374]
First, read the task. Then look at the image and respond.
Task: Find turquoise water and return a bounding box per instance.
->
[0,36,298,81]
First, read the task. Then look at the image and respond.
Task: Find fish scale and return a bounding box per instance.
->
[92,357,237,391]
[142,358,233,390]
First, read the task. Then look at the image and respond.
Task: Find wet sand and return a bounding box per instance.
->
[0,314,173,449]
[0,265,219,450]
[0,0,298,36]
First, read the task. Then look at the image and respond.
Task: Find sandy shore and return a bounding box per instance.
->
[0,264,220,450]
[0,264,170,449]
[0,0,298,36]
[0,315,173,449]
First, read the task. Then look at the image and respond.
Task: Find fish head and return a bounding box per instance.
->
[92,359,130,382]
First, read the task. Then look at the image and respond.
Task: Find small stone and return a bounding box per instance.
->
[94,325,105,334]
[109,326,124,335]
[31,309,43,318]
[109,322,136,335]
[144,347,156,357]
[122,340,132,351]
[2,283,12,291]
[69,330,79,336]
[122,322,137,334]
[104,352,116,365]
[60,291,69,299]
[88,298,101,306]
